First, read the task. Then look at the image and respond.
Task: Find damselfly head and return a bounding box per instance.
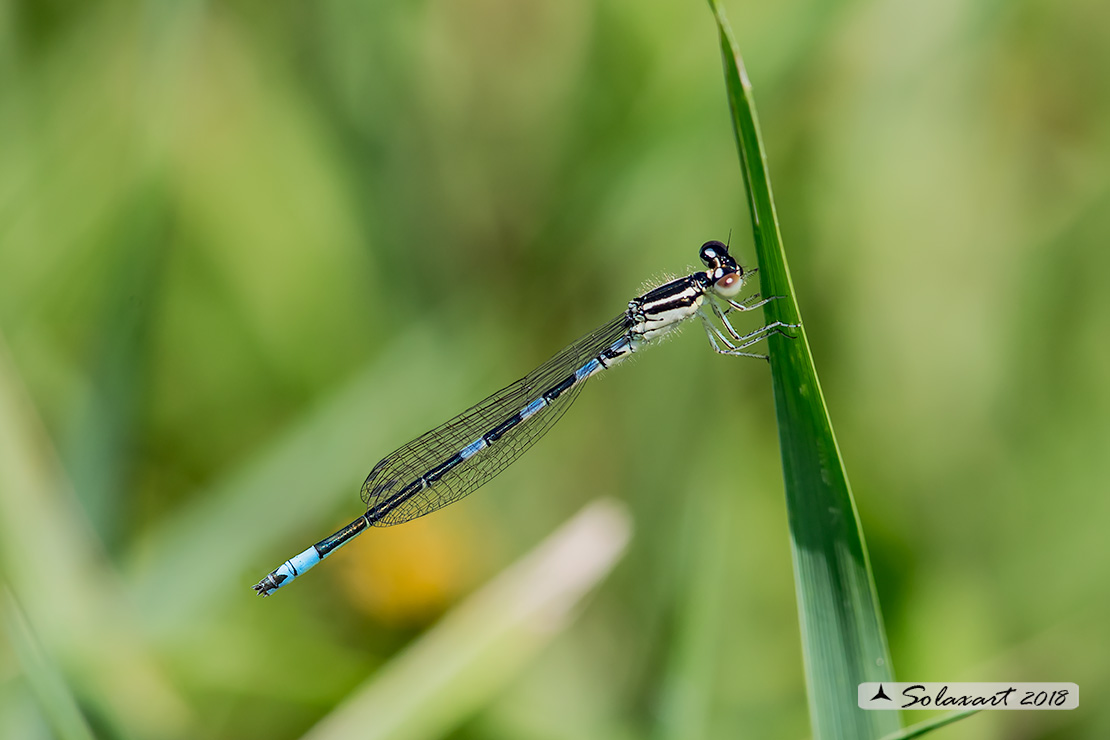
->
[699,240,747,298]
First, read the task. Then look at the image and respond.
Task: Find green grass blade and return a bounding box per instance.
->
[301,500,631,740]
[706,2,899,738]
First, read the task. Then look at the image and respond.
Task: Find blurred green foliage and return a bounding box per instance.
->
[1,0,1108,738]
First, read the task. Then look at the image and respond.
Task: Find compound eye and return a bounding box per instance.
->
[700,240,726,266]
[714,271,744,298]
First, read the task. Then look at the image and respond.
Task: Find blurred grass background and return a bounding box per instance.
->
[1,0,1108,738]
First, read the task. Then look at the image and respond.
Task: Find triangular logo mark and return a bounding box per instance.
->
[870,684,892,701]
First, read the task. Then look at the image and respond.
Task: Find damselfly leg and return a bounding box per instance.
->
[701,294,799,361]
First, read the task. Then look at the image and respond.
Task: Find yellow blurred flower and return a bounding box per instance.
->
[332,509,486,626]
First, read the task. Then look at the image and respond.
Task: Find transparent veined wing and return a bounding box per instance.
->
[360,312,632,526]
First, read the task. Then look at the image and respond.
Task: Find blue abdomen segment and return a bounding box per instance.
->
[254,514,369,596]
[575,358,601,380]
[520,397,547,419]
[282,546,322,580]
[255,546,321,596]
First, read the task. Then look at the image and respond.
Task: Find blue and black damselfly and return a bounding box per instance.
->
[254,240,795,596]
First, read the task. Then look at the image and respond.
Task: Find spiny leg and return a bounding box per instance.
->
[700,312,801,359]
[726,321,799,351]
[708,305,791,346]
[700,314,769,361]
[725,292,781,313]
[710,299,746,341]
[700,314,741,352]
[711,297,800,344]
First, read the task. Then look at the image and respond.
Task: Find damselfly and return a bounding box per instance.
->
[254,240,795,596]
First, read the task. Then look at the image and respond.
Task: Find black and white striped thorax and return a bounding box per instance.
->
[627,274,711,344]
